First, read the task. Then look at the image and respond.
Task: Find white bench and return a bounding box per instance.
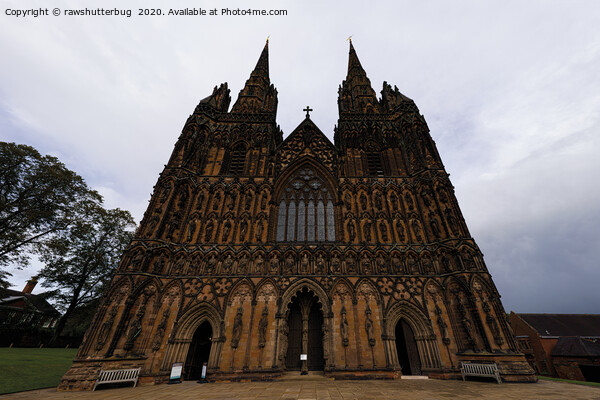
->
[92,367,141,391]
[460,362,501,384]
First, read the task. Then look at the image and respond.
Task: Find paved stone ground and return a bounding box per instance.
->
[3,378,600,400]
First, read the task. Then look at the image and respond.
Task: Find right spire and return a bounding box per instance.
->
[338,41,379,114]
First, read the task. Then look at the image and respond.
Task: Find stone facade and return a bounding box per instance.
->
[58,41,535,390]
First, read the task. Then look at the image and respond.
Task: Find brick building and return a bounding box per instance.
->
[58,41,535,390]
[509,312,600,382]
[0,277,60,347]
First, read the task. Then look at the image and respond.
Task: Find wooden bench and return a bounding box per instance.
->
[460,362,501,383]
[92,368,141,391]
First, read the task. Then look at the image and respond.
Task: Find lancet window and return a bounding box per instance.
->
[276,168,335,242]
[224,143,247,175]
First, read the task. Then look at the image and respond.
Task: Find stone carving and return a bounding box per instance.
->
[239,218,248,241]
[365,304,375,346]
[205,254,217,274]
[435,303,451,345]
[222,254,234,274]
[379,221,388,241]
[331,255,342,273]
[360,193,367,210]
[269,255,280,274]
[361,254,372,274]
[411,218,423,241]
[300,254,310,274]
[231,306,244,349]
[483,299,504,346]
[340,305,349,347]
[405,192,415,211]
[396,220,405,242]
[347,220,356,242]
[212,192,221,211]
[363,220,371,241]
[152,256,166,274]
[345,255,356,274]
[315,254,326,274]
[253,254,264,274]
[187,218,198,242]
[204,220,214,241]
[255,219,264,241]
[284,254,295,274]
[222,220,232,241]
[344,193,352,210]
[258,305,269,348]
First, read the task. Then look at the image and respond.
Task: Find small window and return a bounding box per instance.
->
[227,143,247,175]
[366,152,384,176]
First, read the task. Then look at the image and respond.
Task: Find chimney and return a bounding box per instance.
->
[23,276,38,294]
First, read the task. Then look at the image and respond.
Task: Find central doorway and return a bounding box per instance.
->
[285,289,324,371]
[395,319,421,375]
[184,321,212,380]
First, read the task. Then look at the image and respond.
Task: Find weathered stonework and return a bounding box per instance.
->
[58,41,535,390]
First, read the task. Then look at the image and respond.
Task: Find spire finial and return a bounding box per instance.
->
[266,35,270,44]
[347,36,352,44]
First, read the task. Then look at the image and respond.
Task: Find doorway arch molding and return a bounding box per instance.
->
[276,279,334,370]
[161,301,223,373]
[384,300,442,372]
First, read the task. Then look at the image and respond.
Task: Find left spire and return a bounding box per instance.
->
[231,40,277,114]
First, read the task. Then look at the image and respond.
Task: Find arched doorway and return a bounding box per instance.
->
[184,321,212,380]
[285,289,324,372]
[395,319,421,375]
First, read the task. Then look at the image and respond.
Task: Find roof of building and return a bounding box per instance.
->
[518,313,600,337]
[0,288,59,316]
[552,336,600,357]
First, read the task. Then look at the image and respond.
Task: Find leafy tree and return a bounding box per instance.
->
[37,201,135,340]
[0,142,100,287]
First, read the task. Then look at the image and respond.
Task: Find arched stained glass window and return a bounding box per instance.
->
[286,199,296,241]
[276,200,286,241]
[276,168,336,242]
[327,200,335,240]
[317,200,325,240]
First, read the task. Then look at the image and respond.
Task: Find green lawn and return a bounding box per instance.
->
[0,347,78,394]
[538,375,600,387]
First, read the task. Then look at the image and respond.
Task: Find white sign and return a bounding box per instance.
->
[201,364,207,379]
[170,362,183,380]
[300,354,307,361]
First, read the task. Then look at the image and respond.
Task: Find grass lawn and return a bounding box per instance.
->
[538,375,600,387]
[0,347,78,395]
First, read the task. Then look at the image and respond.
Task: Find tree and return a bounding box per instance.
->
[37,202,135,341]
[0,142,100,288]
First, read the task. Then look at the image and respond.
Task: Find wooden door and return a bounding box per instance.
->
[285,304,302,370]
[307,303,324,370]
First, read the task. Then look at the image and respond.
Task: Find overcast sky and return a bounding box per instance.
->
[2,0,599,313]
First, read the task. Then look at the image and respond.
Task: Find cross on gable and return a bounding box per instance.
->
[303,106,313,118]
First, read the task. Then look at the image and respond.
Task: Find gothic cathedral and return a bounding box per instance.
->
[59,42,535,390]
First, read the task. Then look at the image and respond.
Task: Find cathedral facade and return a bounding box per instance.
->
[59,42,535,390]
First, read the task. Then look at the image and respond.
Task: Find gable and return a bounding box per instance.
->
[276,118,336,174]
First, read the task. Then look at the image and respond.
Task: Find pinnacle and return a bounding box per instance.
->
[347,40,366,79]
[251,40,270,79]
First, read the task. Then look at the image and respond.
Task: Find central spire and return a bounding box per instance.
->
[231,40,278,114]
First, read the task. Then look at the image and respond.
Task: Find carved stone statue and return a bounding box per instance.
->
[239,218,248,240]
[254,254,264,274]
[380,221,388,241]
[365,305,375,346]
[390,191,398,211]
[360,193,367,210]
[344,193,352,210]
[270,255,280,274]
[222,220,232,241]
[231,306,244,349]
[258,305,269,348]
[340,306,349,347]
[212,192,221,210]
[300,254,310,274]
[363,220,371,241]
[222,254,234,273]
[331,255,341,273]
[255,220,264,241]
[316,254,326,274]
[405,192,415,211]
[348,220,356,242]
[204,220,214,241]
[396,220,405,242]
